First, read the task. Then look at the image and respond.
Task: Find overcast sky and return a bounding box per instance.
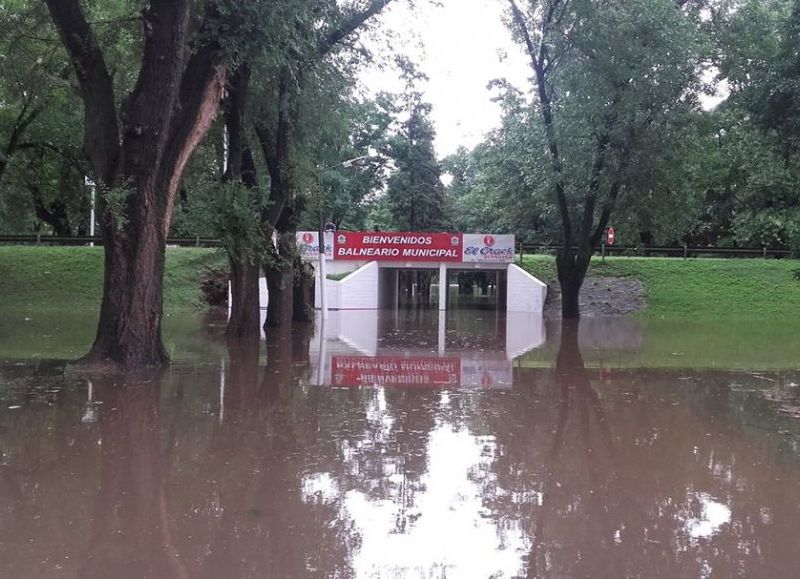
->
[359,0,531,158]
[358,0,727,159]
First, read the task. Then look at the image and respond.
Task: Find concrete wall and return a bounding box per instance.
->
[507,264,548,313]
[246,261,547,315]
[339,261,380,310]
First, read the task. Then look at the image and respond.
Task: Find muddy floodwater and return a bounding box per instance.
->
[1,310,800,578]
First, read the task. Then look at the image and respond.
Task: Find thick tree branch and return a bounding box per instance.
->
[159,42,227,235]
[580,106,619,244]
[44,0,119,185]
[123,0,193,178]
[509,0,572,245]
[319,0,394,57]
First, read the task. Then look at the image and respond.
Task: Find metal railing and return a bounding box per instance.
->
[0,235,222,248]
[517,243,792,259]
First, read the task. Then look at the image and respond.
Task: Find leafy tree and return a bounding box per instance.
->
[506,0,705,317]
[250,0,398,329]
[44,0,235,369]
[0,3,89,235]
[385,61,451,231]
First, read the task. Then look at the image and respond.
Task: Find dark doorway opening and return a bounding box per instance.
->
[447,270,507,311]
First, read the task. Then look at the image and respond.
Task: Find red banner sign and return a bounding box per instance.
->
[334,232,463,262]
[331,356,461,387]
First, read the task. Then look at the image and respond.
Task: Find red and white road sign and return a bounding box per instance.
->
[606,227,616,246]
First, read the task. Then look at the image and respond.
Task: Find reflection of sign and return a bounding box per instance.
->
[334,232,463,262]
[462,234,515,263]
[297,232,333,260]
[331,356,461,387]
[459,357,513,389]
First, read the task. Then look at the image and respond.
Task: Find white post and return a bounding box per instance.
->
[219,357,225,424]
[438,310,446,356]
[319,231,329,320]
[316,317,328,386]
[438,263,447,311]
[85,177,96,247]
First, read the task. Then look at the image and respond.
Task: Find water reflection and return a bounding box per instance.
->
[1,312,800,577]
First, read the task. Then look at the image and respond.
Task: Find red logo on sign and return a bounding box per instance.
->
[302,233,313,244]
[607,227,616,246]
[483,235,495,247]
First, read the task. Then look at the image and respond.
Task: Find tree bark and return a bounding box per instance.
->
[265,229,297,329]
[293,258,315,323]
[556,247,591,319]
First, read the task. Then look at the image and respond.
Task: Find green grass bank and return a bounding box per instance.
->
[521,254,800,318]
[0,246,226,314]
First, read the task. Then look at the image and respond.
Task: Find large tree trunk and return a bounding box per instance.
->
[46,0,226,370]
[89,219,171,368]
[265,230,296,329]
[293,258,315,323]
[556,247,591,320]
[224,67,262,337]
[228,258,262,337]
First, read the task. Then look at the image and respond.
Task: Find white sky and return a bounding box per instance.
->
[359,0,531,158]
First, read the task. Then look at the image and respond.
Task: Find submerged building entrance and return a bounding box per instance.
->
[295,231,547,314]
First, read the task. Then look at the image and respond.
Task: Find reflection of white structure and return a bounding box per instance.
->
[310,311,545,389]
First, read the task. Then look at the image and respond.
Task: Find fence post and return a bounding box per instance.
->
[763,247,768,259]
[684,244,688,259]
[36,233,41,246]
[519,241,524,265]
[195,235,200,248]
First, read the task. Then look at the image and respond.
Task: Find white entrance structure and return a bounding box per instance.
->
[291,231,547,314]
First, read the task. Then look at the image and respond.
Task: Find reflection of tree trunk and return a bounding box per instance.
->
[200,337,261,578]
[527,319,615,578]
[80,377,187,579]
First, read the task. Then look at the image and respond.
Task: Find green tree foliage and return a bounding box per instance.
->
[385,61,451,231]
[0,2,89,234]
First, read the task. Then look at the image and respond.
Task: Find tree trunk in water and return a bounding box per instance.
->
[293,259,315,323]
[45,0,226,370]
[265,231,296,329]
[86,217,170,369]
[227,257,261,337]
[223,67,262,338]
[556,248,591,320]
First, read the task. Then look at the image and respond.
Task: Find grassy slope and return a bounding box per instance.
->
[521,254,800,318]
[521,255,800,369]
[0,246,226,313]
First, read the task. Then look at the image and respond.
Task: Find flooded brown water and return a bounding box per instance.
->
[1,310,800,578]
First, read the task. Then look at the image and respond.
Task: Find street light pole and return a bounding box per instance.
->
[318,221,329,320]
[316,154,372,321]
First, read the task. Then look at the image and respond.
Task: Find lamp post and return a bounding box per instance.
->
[316,155,372,321]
